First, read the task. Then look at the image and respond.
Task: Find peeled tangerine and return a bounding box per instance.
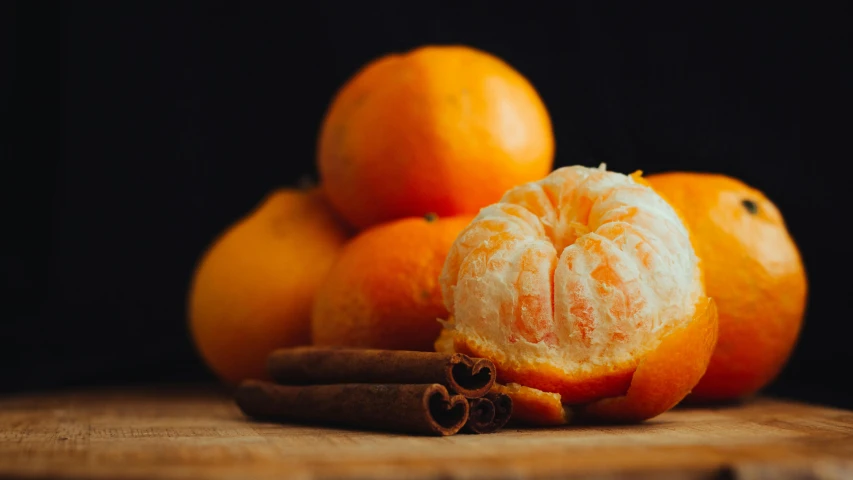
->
[436,165,719,425]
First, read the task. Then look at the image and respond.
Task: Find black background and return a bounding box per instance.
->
[6,2,852,408]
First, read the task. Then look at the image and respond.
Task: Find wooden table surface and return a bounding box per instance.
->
[1,385,851,480]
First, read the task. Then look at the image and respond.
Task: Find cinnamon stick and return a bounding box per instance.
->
[235,379,470,436]
[463,391,513,434]
[267,347,496,398]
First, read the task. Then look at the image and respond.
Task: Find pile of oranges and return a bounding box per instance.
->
[188,45,807,425]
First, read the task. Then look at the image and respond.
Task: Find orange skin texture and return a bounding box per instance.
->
[188,188,351,384]
[312,215,475,351]
[317,45,555,229]
[647,172,808,401]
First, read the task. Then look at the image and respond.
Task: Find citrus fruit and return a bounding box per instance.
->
[188,188,350,384]
[437,165,719,424]
[312,214,473,351]
[647,172,808,401]
[317,45,554,229]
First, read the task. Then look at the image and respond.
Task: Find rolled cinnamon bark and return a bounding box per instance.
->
[268,347,496,398]
[235,379,470,436]
[463,391,513,434]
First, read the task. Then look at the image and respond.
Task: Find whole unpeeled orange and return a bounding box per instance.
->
[312,214,474,352]
[188,188,350,384]
[647,172,808,402]
[317,45,555,229]
[437,165,718,424]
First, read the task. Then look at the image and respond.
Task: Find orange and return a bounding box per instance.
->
[436,165,719,424]
[312,214,474,351]
[188,188,351,384]
[646,172,808,401]
[317,45,554,229]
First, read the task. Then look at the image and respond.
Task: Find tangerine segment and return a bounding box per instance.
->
[580,297,719,422]
[492,384,570,426]
[439,165,705,407]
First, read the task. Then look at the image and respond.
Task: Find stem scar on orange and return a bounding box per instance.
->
[317,45,555,229]
[436,165,719,424]
[647,172,808,402]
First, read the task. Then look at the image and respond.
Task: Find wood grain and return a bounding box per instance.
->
[0,385,851,480]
